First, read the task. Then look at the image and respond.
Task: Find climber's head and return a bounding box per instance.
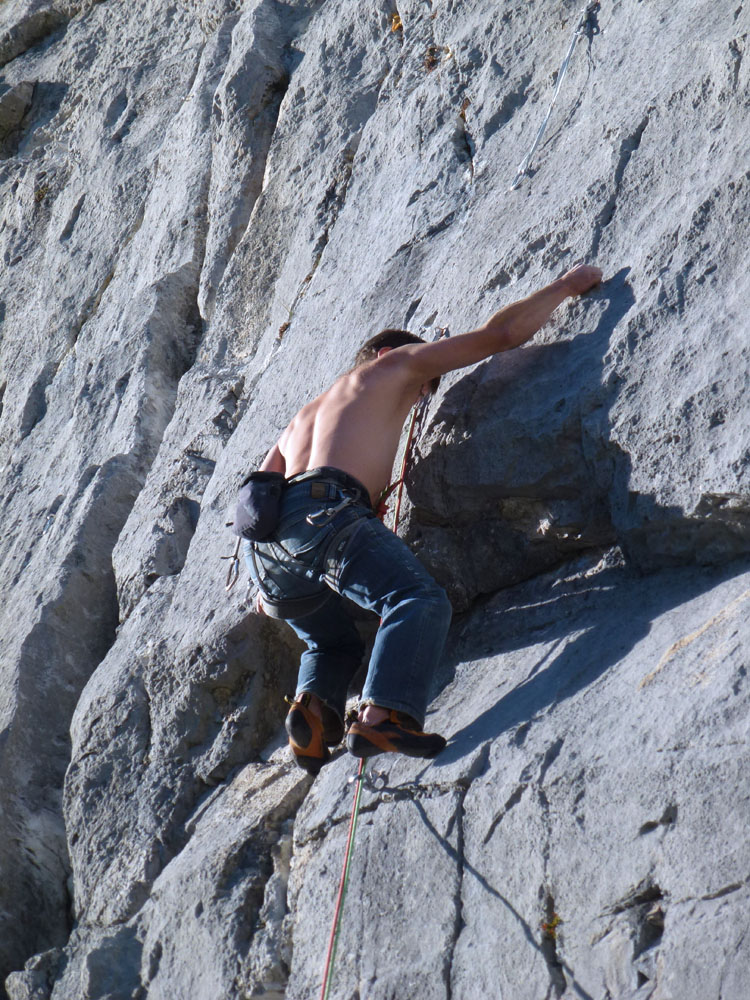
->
[354,329,440,394]
[354,328,426,365]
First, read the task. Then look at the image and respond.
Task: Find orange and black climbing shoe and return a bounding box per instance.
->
[346,710,446,759]
[285,693,344,775]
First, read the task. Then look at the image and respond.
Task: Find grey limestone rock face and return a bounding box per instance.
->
[0,0,748,997]
[286,556,750,1000]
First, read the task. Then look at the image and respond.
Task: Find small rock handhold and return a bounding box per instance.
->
[646,904,665,931]
[0,81,34,158]
[0,81,34,135]
[424,46,441,71]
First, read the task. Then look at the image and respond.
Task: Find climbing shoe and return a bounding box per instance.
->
[285,693,344,776]
[346,710,446,759]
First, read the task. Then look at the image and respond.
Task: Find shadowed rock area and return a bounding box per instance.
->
[0,1,748,998]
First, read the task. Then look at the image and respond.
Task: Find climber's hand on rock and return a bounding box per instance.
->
[561,264,603,296]
[255,591,266,616]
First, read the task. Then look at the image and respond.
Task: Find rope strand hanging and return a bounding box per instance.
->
[510,1,600,191]
[319,756,367,1000]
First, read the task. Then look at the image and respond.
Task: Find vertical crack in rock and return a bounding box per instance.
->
[18,360,58,438]
[728,36,744,91]
[391,5,404,41]
[540,891,566,1000]
[537,738,568,998]
[227,790,304,958]
[440,743,491,998]
[56,197,147,352]
[538,737,564,785]
[281,128,364,332]
[67,266,116,347]
[238,806,302,999]
[442,786,467,1000]
[538,800,568,999]
[454,97,475,181]
[58,192,85,242]
[404,296,423,327]
[590,112,650,257]
[199,1,300,318]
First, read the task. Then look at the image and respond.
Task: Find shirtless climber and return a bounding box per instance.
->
[243,264,603,774]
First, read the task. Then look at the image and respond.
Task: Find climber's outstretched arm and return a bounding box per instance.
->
[399,264,603,382]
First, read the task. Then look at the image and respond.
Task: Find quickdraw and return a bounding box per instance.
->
[223,536,242,592]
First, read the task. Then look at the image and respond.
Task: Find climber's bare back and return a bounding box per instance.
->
[260,353,424,503]
[259,265,603,502]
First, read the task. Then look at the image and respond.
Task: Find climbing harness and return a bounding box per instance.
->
[510,1,600,190]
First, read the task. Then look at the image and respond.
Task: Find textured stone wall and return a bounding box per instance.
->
[0,1,748,998]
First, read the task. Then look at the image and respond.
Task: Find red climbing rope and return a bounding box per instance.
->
[392,403,421,530]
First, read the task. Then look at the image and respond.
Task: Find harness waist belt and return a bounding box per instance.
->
[286,467,372,508]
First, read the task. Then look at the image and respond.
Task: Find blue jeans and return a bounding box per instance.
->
[244,468,452,728]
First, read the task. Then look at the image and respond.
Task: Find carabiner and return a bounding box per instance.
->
[223,537,242,592]
[305,495,354,526]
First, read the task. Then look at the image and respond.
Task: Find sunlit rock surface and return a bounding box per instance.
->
[0,1,748,997]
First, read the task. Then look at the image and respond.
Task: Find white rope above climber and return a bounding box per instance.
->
[510,1,601,191]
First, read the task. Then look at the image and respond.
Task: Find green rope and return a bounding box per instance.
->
[320,757,368,999]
